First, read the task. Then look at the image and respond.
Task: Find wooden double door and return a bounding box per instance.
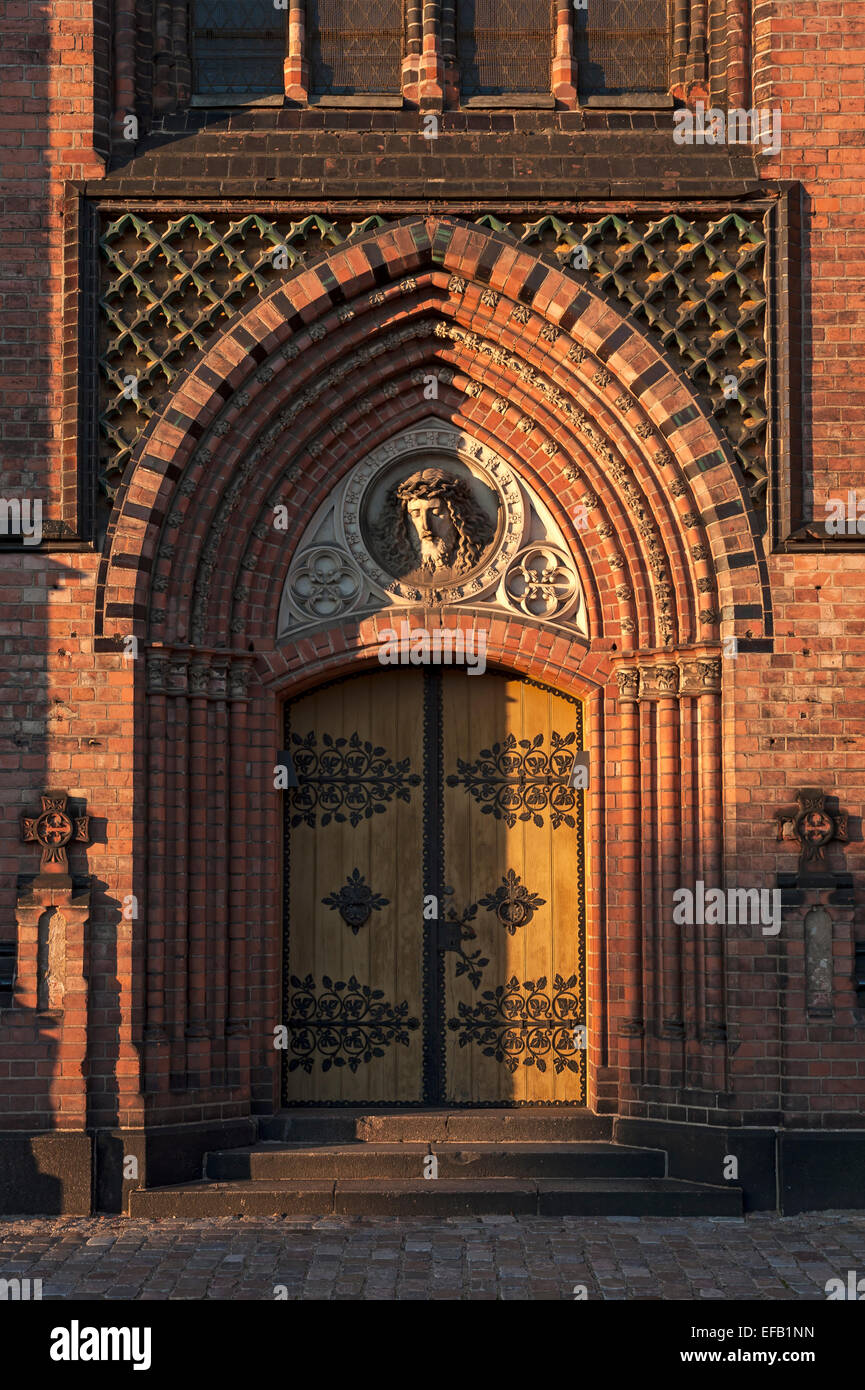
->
[283,668,586,1105]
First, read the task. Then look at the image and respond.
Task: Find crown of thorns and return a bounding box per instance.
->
[394,469,472,504]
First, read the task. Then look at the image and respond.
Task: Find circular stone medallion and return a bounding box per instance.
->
[342,427,525,605]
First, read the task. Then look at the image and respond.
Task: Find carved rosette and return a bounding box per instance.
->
[503,544,582,622]
[289,545,362,621]
[775,787,850,867]
[21,791,90,882]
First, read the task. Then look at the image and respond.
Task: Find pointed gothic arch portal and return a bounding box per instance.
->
[99,216,767,1119]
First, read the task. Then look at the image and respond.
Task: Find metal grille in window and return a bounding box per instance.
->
[457,0,553,96]
[575,0,668,97]
[192,0,286,95]
[308,0,403,94]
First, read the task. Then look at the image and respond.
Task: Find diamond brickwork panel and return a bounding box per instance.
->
[96,207,767,517]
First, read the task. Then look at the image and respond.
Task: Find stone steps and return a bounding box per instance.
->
[258,1107,613,1145]
[205,1141,667,1182]
[125,1110,743,1217]
[128,1174,743,1218]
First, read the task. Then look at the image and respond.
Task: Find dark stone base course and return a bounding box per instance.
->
[614,1118,778,1212]
[0,1134,92,1216]
[614,1120,865,1214]
[94,1119,256,1213]
[2,1116,864,1215]
[778,1133,865,1217]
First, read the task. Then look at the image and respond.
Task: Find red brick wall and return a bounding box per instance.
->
[720,0,865,1123]
[0,1,863,1137]
[0,2,112,1128]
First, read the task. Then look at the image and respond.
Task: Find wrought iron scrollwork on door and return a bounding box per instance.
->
[448,973,583,1075]
[437,888,489,990]
[446,731,578,828]
[289,730,421,828]
[287,974,419,1074]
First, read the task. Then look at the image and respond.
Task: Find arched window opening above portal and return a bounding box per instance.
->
[191,0,286,98]
[308,0,404,96]
[574,0,669,104]
[455,0,554,99]
[184,0,678,108]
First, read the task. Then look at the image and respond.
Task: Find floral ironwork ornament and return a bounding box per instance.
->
[448,973,582,1075]
[447,731,578,829]
[287,974,419,1074]
[322,869,390,934]
[479,870,547,935]
[288,731,421,828]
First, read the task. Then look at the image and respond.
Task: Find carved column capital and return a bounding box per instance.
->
[228,662,253,702]
[188,660,211,698]
[145,652,168,695]
[614,667,641,704]
[209,658,230,701]
[637,664,680,699]
[679,656,722,695]
[165,657,189,697]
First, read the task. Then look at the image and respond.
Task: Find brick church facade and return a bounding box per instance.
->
[1,1,863,1215]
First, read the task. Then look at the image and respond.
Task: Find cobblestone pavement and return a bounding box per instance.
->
[1,1212,863,1300]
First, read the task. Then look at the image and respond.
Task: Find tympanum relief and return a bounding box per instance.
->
[277,422,587,640]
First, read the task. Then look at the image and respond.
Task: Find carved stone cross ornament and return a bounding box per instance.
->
[775,787,849,867]
[21,791,90,885]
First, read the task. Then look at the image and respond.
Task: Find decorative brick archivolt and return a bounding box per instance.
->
[95,217,765,1112]
[99,218,764,653]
